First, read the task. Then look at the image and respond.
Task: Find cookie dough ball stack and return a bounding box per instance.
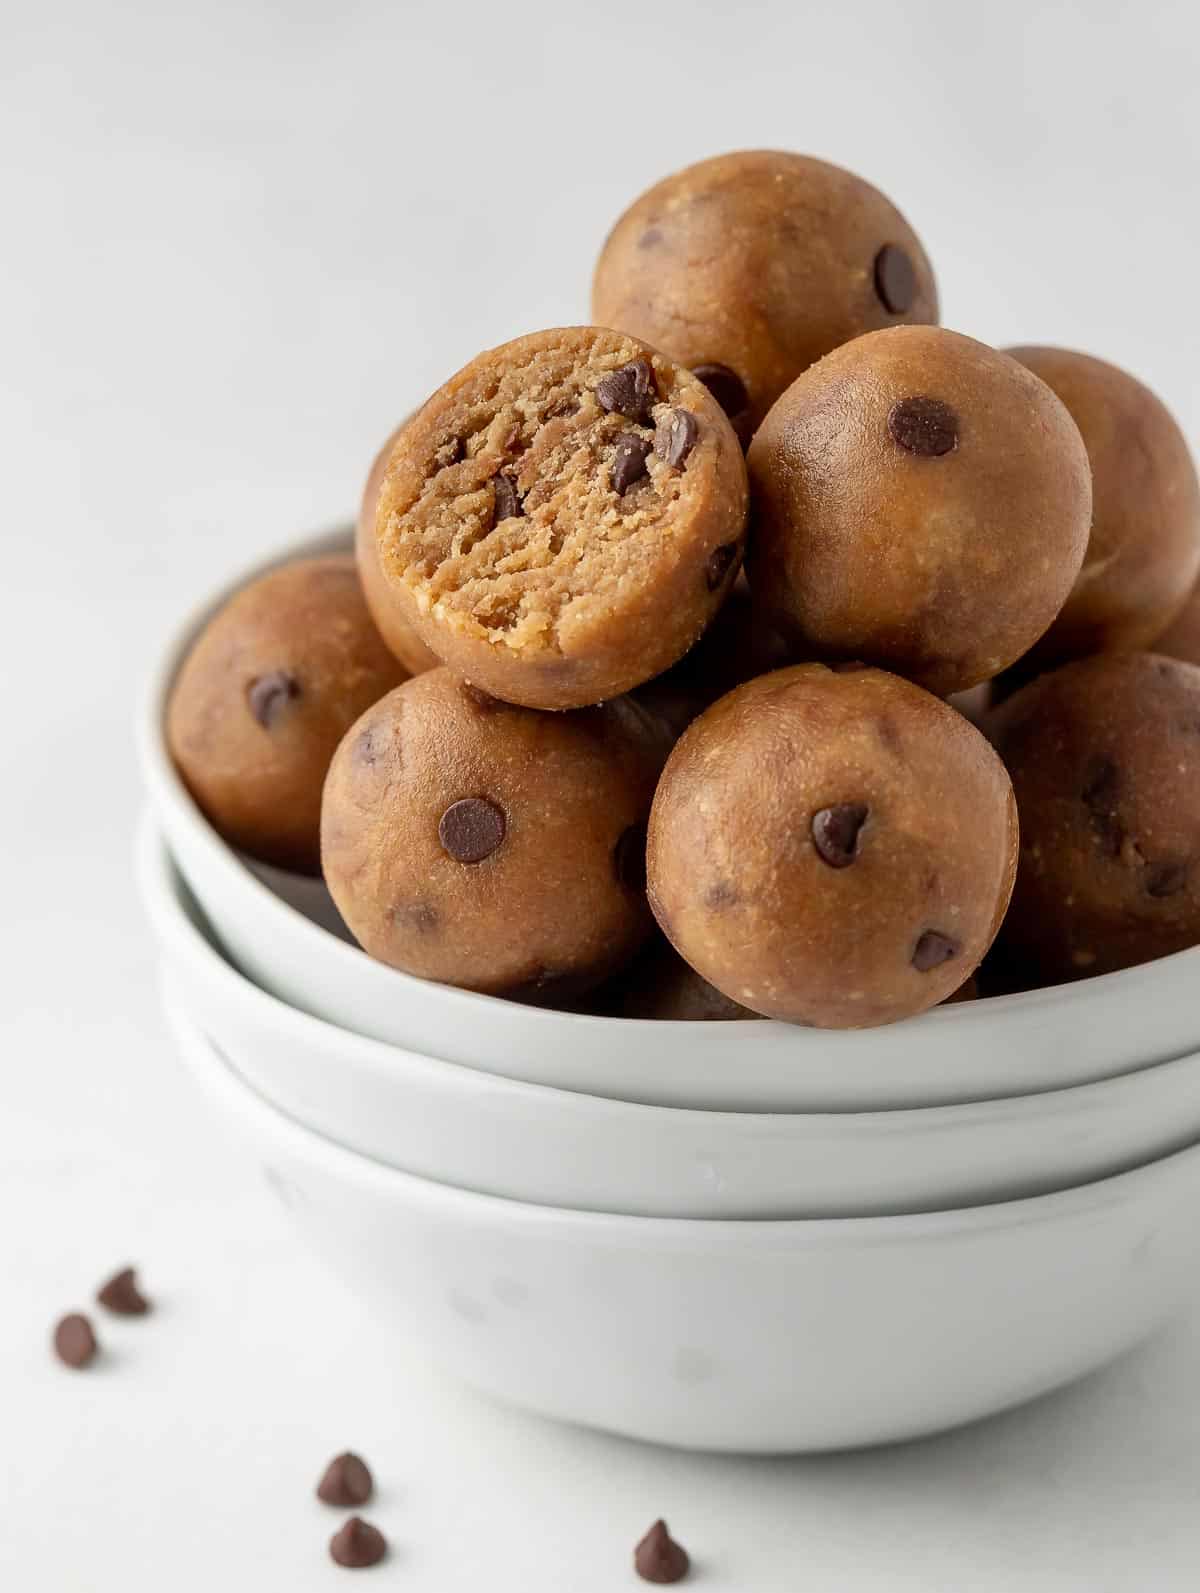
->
[145,150,1200,1457]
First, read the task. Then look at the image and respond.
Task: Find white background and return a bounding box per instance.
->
[3,0,1200,1586]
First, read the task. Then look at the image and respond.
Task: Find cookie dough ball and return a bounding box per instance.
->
[356,418,441,675]
[611,938,754,1022]
[1006,348,1200,665]
[990,652,1200,980]
[647,665,1018,1028]
[592,150,939,440]
[168,555,407,873]
[321,668,668,996]
[371,328,748,710]
[747,327,1092,694]
[1151,577,1200,667]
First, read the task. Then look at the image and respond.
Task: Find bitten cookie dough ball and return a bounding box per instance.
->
[647,665,1018,1028]
[747,327,1092,694]
[1156,579,1200,667]
[356,418,441,675]
[168,556,407,873]
[371,328,748,710]
[321,668,668,996]
[1006,348,1200,665]
[592,150,938,440]
[990,653,1200,980]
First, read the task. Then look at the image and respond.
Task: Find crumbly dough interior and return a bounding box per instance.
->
[378,333,697,655]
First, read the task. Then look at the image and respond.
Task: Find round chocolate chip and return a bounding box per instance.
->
[812,803,869,868]
[693,363,748,421]
[888,397,959,457]
[96,1267,150,1316]
[247,669,300,728]
[655,408,699,469]
[439,798,506,863]
[614,823,648,892]
[704,542,739,592]
[329,1517,387,1569]
[634,1519,690,1585]
[317,1452,374,1508]
[912,930,960,972]
[874,244,917,314]
[53,1312,98,1370]
[596,358,657,421]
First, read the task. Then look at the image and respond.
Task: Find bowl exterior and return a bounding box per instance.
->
[165,997,1200,1453]
[143,822,1200,1219]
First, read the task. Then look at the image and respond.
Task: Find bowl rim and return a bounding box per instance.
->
[164,977,1200,1247]
[138,524,1200,1045]
[140,813,1200,1135]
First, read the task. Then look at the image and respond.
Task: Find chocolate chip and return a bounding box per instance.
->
[614,823,648,891]
[492,472,523,525]
[1145,862,1188,898]
[639,227,663,250]
[96,1267,150,1316]
[53,1313,97,1369]
[439,797,506,863]
[611,433,652,496]
[317,1453,374,1508]
[812,803,869,868]
[655,408,699,468]
[634,1519,690,1584]
[888,397,959,457]
[704,542,739,592]
[329,1517,387,1569]
[874,244,917,314]
[247,669,300,728]
[912,930,960,972]
[693,363,748,423]
[596,358,657,421]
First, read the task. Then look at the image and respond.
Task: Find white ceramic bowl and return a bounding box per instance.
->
[141,819,1200,1219]
[139,527,1200,1113]
[164,993,1200,1453]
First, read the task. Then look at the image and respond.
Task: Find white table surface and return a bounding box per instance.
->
[3,1,1199,1586]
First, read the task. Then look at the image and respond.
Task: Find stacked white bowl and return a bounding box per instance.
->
[138,530,1200,1453]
